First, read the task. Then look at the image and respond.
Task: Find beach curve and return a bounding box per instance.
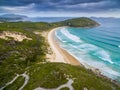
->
[47,27,80,65]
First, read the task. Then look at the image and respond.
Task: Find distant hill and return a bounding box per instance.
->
[0,21,120,90]
[0,14,28,22]
[28,17,72,22]
[0,13,99,25]
[0,14,71,22]
[53,17,100,27]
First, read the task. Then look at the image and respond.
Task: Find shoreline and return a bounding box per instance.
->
[47,27,80,65]
[47,27,120,86]
[47,27,101,71]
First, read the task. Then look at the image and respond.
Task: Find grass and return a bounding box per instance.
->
[24,63,120,90]
[0,18,120,90]
[60,87,69,90]
[3,76,25,90]
[52,17,99,27]
[0,22,48,88]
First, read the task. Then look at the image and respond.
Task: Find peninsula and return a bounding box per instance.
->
[0,17,120,90]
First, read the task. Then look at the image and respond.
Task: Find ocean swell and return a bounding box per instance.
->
[60,28,82,43]
[55,27,120,82]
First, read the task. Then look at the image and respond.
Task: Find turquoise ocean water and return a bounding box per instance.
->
[55,18,120,82]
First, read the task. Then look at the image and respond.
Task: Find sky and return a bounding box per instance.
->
[0,0,120,17]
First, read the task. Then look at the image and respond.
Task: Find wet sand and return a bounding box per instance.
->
[47,27,80,65]
[47,27,120,86]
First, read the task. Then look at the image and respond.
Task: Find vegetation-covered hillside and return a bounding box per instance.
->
[0,14,28,22]
[3,63,120,90]
[53,17,99,27]
[0,22,49,89]
[0,18,119,90]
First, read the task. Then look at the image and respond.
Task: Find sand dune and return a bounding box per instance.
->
[0,31,32,42]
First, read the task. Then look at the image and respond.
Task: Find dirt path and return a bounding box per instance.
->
[34,79,74,90]
[18,72,29,90]
[0,74,20,90]
[0,72,29,90]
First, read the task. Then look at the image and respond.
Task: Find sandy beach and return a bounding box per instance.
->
[47,27,120,86]
[47,27,120,87]
[47,27,80,65]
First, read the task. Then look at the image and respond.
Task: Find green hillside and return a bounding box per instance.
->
[53,17,99,27]
[24,63,119,90]
[0,18,119,90]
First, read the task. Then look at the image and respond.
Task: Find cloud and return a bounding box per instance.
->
[78,1,109,8]
[0,3,35,13]
[55,0,120,12]
[0,0,120,17]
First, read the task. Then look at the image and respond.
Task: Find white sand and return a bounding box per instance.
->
[48,27,67,63]
[0,31,32,42]
[47,27,80,65]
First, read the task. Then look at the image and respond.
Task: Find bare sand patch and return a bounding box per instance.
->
[0,31,32,42]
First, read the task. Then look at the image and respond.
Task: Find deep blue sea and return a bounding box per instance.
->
[55,18,120,82]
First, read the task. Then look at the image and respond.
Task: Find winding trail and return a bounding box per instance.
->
[34,79,74,90]
[0,74,20,90]
[0,72,29,90]
[18,72,29,90]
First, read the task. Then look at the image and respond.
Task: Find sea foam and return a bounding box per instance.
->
[60,28,82,43]
[77,43,114,64]
[57,28,114,64]
[118,45,120,48]
[95,50,114,64]
[61,45,120,80]
[55,31,63,42]
[55,27,120,82]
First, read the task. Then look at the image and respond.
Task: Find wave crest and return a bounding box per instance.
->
[60,28,82,43]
